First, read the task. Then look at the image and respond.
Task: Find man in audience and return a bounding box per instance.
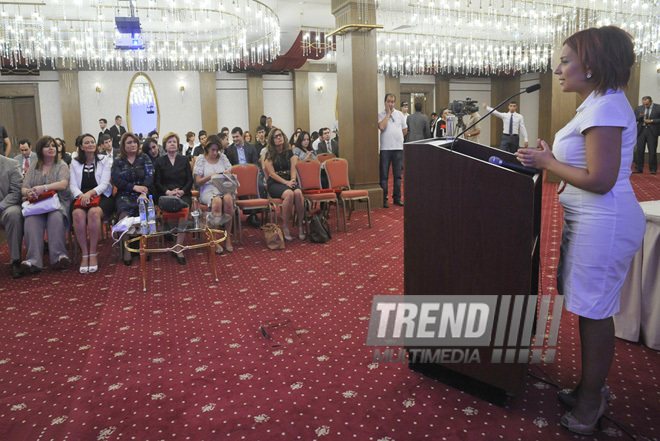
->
[220,127,230,138]
[225,127,260,226]
[14,139,37,176]
[0,154,24,278]
[430,112,438,135]
[97,134,114,161]
[192,130,208,158]
[109,115,127,152]
[98,118,111,144]
[407,103,431,141]
[378,93,407,208]
[1,124,10,157]
[265,117,273,136]
[254,126,267,155]
[316,127,339,157]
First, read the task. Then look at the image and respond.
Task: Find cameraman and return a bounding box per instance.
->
[463,107,482,143]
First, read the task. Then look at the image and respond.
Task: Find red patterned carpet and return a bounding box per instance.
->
[0,170,659,441]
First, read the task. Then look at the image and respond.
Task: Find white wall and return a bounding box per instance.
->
[263,73,294,136]
[0,71,63,139]
[639,61,660,105]
[79,71,202,139]
[216,71,249,132]
[308,71,337,133]
[450,77,491,144]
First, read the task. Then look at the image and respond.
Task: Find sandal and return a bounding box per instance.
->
[88,254,98,273]
[79,255,89,274]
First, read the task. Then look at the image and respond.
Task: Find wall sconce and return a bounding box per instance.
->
[317,85,323,92]
[95,84,102,105]
[95,85,102,93]
[179,85,185,92]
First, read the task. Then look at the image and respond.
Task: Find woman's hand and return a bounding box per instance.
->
[286,179,297,188]
[515,139,555,170]
[78,191,93,207]
[133,185,149,195]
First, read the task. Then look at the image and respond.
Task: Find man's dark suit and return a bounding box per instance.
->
[98,128,111,144]
[109,125,126,151]
[635,102,660,173]
[225,142,259,166]
[317,139,339,157]
[406,112,431,141]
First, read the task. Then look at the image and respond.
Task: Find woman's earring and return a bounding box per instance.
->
[586,72,592,79]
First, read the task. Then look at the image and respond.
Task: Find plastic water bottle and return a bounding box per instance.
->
[147,195,156,226]
[191,197,200,228]
[138,197,148,228]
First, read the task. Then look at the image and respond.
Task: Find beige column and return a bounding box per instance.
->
[247,73,264,132]
[384,74,400,104]
[332,0,382,204]
[488,76,520,148]
[293,63,311,132]
[434,75,449,113]
[199,72,218,134]
[58,70,82,151]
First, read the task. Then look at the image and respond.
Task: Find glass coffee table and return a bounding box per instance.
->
[124,215,227,292]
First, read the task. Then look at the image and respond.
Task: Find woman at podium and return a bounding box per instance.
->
[516,26,645,436]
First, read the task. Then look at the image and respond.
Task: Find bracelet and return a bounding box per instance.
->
[44,184,48,192]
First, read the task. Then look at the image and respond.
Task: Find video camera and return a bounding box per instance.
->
[448,98,479,117]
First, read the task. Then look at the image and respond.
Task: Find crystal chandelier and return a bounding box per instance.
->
[371,0,660,76]
[0,0,280,71]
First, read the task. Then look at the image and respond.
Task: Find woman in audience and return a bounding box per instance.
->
[243,131,253,143]
[142,137,160,161]
[55,137,72,165]
[111,132,154,265]
[20,136,73,273]
[516,26,644,435]
[290,131,300,146]
[194,134,234,253]
[264,128,305,241]
[70,133,114,274]
[155,132,193,265]
[292,131,316,161]
[183,131,195,160]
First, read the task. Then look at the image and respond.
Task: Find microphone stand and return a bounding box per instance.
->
[449,86,539,152]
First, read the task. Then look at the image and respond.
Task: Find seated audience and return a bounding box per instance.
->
[142,136,160,161]
[14,139,36,177]
[155,132,193,265]
[183,131,195,160]
[55,137,71,165]
[70,134,114,274]
[21,136,73,273]
[292,131,316,161]
[243,131,252,143]
[264,128,305,241]
[0,154,24,278]
[111,132,154,265]
[98,134,114,162]
[193,134,234,253]
[192,130,208,158]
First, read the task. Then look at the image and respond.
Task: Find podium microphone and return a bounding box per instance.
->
[450,84,541,151]
[488,156,539,176]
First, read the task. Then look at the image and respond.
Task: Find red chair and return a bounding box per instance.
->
[295,159,340,233]
[324,158,372,232]
[317,153,336,164]
[231,164,271,245]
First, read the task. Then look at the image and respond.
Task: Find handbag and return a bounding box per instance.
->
[73,195,101,208]
[22,193,61,216]
[261,223,285,250]
[211,173,240,196]
[309,214,331,243]
[28,190,56,204]
[159,195,189,213]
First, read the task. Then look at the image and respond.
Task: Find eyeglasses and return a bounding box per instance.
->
[273,133,283,139]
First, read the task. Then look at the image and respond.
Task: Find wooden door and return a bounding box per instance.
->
[0,96,39,156]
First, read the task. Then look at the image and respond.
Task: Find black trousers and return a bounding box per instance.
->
[500,134,519,153]
[635,127,658,173]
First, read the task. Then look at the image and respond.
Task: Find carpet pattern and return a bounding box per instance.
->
[0,171,659,440]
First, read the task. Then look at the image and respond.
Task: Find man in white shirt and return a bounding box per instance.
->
[378,93,407,208]
[14,139,37,176]
[483,100,529,153]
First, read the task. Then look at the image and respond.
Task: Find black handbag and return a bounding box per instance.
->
[159,196,189,213]
[309,214,331,243]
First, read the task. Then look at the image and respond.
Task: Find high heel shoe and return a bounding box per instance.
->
[558,385,613,408]
[224,243,233,253]
[88,254,98,273]
[282,228,293,242]
[561,396,607,435]
[79,255,89,274]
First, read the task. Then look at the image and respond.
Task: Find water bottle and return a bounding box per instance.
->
[445,115,457,140]
[138,197,148,228]
[147,195,156,226]
[191,197,200,228]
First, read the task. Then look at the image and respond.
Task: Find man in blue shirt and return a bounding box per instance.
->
[225,127,260,226]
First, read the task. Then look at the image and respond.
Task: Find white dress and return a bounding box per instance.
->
[193,154,232,206]
[553,89,645,319]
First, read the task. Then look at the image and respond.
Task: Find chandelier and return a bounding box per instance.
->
[323,0,660,76]
[0,0,280,71]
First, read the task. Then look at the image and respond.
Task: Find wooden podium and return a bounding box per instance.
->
[403,138,542,398]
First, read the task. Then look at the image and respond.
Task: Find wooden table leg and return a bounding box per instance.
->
[205,229,220,282]
[140,235,148,292]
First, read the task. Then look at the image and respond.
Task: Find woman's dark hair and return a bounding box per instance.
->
[75,133,100,164]
[259,115,267,127]
[34,135,58,169]
[563,26,635,95]
[119,132,142,160]
[142,137,159,157]
[295,131,312,152]
[54,138,67,159]
[265,127,290,160]
[203,134,225,155]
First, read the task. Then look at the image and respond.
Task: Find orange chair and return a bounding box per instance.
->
[317,153,336,164]
[231,164,271,244]
[324,158,372,232]
[295,159,340,233]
